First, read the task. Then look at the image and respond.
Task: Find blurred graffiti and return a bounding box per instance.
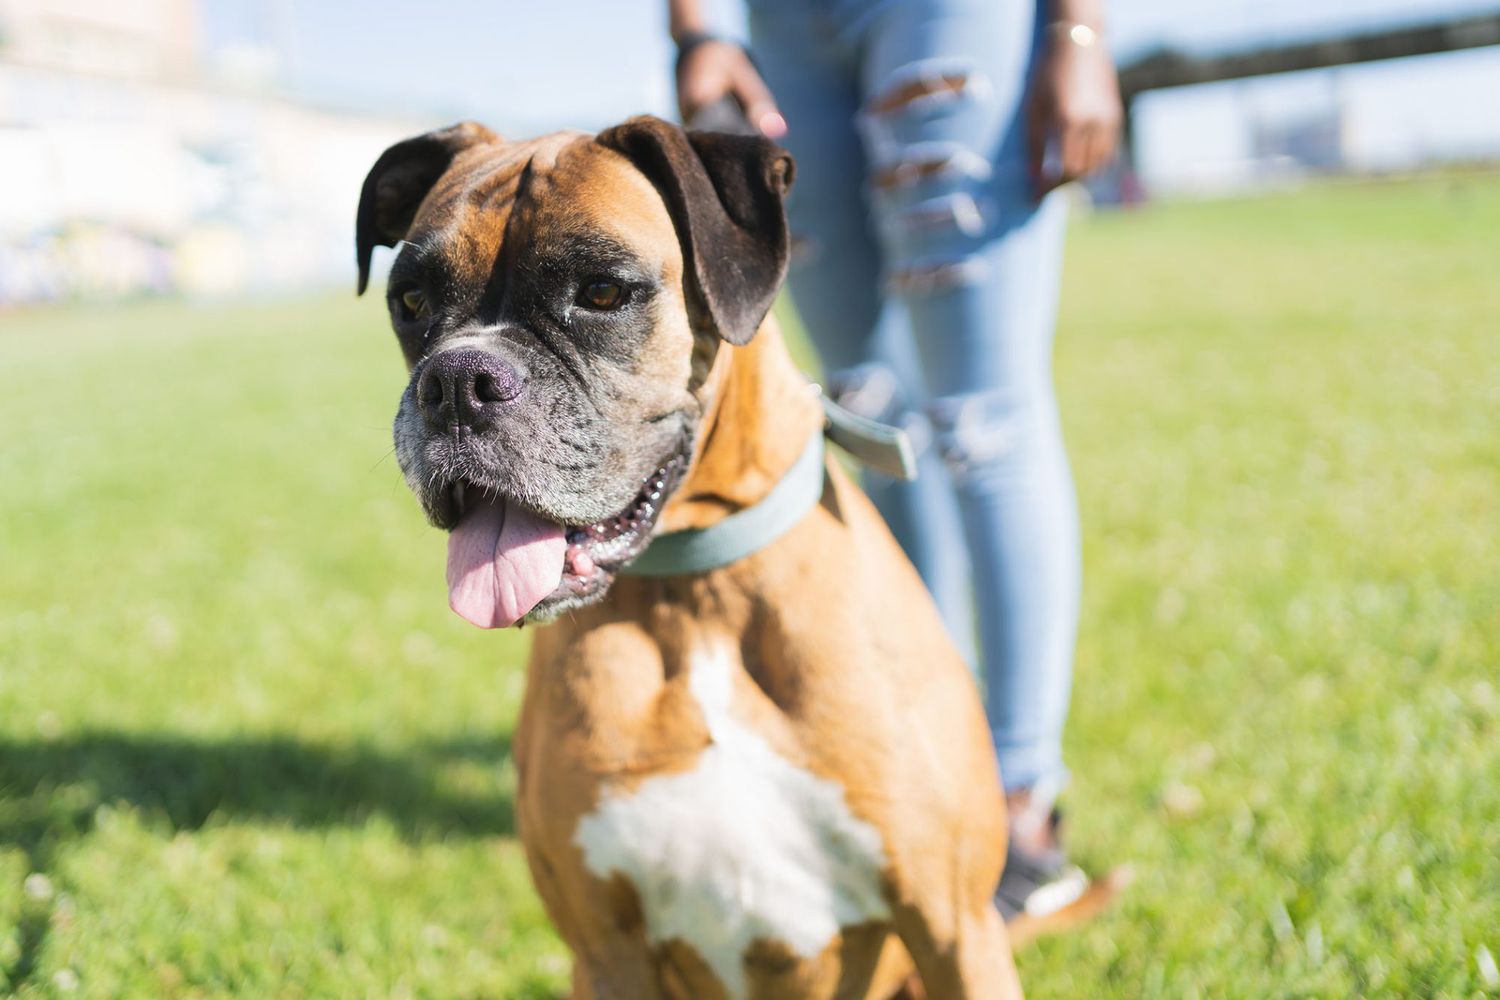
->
[0,0,420,305]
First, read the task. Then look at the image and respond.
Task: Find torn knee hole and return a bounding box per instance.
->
[868,71,972,115]
[871,147,991,191]
[887,258,987,294]
[928,397,1019,472]
[872,158,949,191]
[865,61,993,121]
[935,429,1013,476]
[827,363,901,422]
[895,193,987,236]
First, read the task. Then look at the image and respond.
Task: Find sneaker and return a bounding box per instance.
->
[995,807,1091,922]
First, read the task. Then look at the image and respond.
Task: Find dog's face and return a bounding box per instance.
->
[356,117,793,628]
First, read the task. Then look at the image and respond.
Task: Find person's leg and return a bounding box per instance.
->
[746,7,878,376]
[748,5,974,654]
[861,308,975,663]
[855,0,1080,802]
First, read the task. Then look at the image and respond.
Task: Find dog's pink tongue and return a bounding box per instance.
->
[446,497,566,628]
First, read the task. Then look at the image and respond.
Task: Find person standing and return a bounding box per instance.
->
[668,0,1123,919]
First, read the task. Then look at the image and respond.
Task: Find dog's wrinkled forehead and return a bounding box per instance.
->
[360,116,794,361]
[404,131,683,302]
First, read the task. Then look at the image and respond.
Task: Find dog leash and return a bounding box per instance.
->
[621,389,916,577]
[817,385,917,482]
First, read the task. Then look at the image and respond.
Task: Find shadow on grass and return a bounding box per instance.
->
[0,731,520,992]
[0,731,517,854]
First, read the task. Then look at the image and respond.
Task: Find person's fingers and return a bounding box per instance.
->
[1035,172,1065,197]
[1025,93,1050,189]
[676,87,700,123]
[677,42,745,119]
[1060,119,1090,183]
[1094,115,1122,169]
[1078,120,1105,179]
[679,66,729,119]
[1036,118,1114,194]
[731,62,786,137]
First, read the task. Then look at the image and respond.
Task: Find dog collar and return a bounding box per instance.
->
[621,428,827,578]
[620,389,917,577]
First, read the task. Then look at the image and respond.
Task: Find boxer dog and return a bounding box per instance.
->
[357,117,1021,998]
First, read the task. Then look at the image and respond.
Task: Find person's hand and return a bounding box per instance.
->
[676,39,787,138]
[1027,23,1122,196]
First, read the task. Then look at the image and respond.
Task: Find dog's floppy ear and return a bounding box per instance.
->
[597,116,794,346]
[355,121,498,294]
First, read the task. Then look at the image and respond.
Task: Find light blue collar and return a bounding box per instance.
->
[621,429,827,577]
[619,389,916,578]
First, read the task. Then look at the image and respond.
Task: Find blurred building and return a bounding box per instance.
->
[0,0,420,304]
[1253,107,1348,174]
[1121,10,1500,198]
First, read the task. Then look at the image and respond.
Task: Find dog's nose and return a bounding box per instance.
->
[416,348,523,431]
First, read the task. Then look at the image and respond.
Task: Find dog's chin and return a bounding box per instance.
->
[417,441,693,628]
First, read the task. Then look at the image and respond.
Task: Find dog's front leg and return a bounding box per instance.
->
[891,900,1023,999]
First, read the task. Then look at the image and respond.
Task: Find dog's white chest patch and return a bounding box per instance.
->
[573,645,890,999]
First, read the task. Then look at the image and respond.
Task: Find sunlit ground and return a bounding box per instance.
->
[2,174,1498,997]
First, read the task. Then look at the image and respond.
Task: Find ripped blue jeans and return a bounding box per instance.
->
[749,0,1079,795]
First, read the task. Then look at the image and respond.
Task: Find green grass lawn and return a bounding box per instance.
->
[3,174,1498,998]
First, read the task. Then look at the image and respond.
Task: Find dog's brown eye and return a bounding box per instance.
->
[580,280,625,310]
[399,288,427,320]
